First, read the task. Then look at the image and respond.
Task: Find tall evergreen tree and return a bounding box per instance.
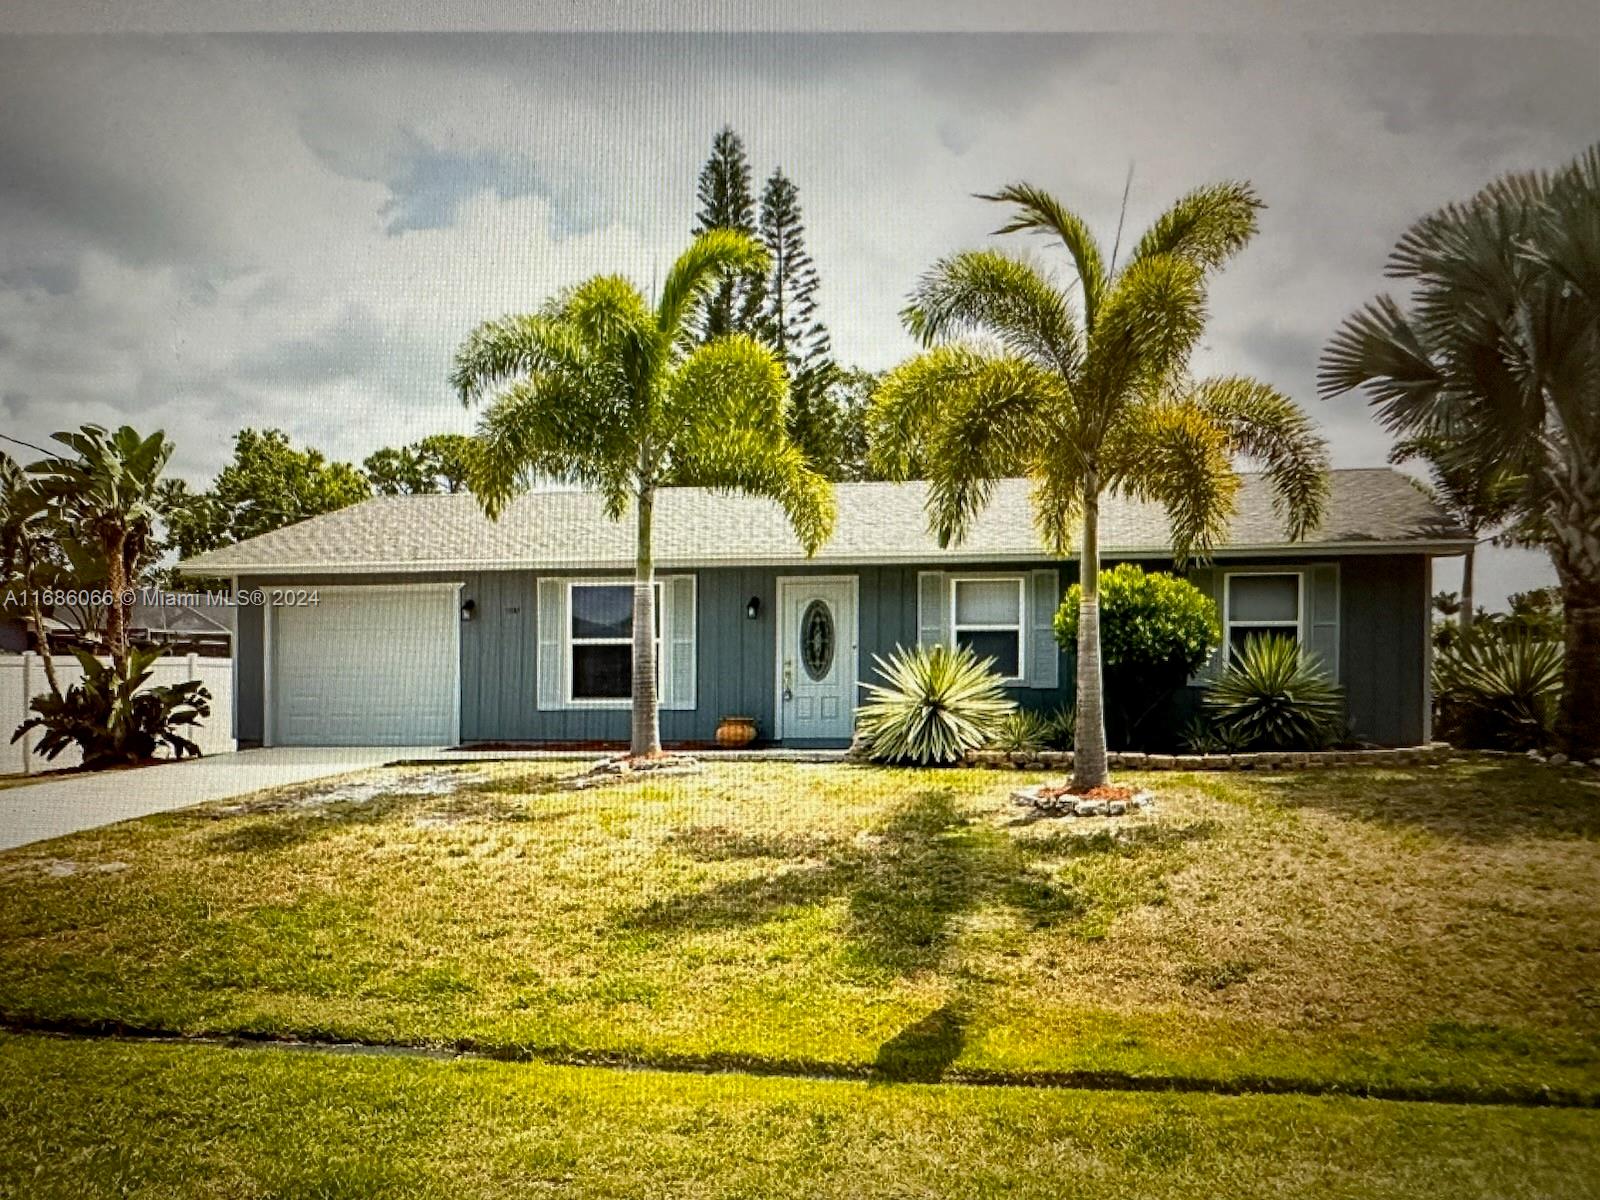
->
[690,127,762,341]
[756,168,838,471]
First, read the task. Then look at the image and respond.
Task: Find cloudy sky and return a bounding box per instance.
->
[1,15,1594,605]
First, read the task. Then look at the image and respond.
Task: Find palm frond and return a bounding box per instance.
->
[1028,463,1087,558]
[666,335,835,554]
[656,228,769,341]
[1113,400,1238,564]
[1127,181,1262,273]
[470,373,634,519]
[901,249,1081,375]
[1190,376,1329,542]
[1316,295,1444,423]
[450,313,591,407]
[873,348,1059,547]
[866,345,987,481]
[1084,255,1207,413]
[978,183,1107,327]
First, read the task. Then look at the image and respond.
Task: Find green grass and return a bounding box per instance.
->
[2,1032,1595,1199]
[0,759,1597,1102]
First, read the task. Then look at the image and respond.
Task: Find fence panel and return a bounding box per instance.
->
[0,653,235,776]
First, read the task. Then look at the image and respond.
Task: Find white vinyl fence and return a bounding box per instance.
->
[1,653,235,776]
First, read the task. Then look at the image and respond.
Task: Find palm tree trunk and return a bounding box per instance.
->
[630,486,662,758]
[1459,541,1475,635]
[1071,471,1109,789]
[1559,578,1600,761]
[104,529,128,667]
[19,543,61,699]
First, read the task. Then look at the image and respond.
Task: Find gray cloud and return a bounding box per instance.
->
[1,29,1591,604]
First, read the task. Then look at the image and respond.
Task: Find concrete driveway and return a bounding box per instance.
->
[0,747,442,852]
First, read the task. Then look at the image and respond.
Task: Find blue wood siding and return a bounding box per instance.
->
[235,554,1429,748]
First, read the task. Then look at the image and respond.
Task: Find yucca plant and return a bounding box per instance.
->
[856,643,1015,765]
[1203,635,1343,751]
[989,709,1051,754]
[1433,632,1562,751]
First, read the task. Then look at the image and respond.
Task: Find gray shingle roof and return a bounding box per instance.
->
[178,469,1468,576]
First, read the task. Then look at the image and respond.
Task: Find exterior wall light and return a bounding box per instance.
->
[746,597,761,620]
[460,598,477,621]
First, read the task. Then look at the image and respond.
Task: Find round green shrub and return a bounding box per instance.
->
[1054,564,1219,677]
[1054,564,1219,747]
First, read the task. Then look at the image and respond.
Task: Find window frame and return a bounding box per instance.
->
[947,574,1027,685]
[564,578,662,707]
[1222,569,1305,661]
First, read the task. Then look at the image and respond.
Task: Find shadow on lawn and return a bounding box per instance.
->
[1255,759,1600,844]
[624,789,1197,976]
[874,999,969,1082]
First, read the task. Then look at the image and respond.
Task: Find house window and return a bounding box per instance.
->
[950,576,1024,681]
[569,582,659,701]
[1224,572,1302,658]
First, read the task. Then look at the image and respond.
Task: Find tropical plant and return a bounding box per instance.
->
[869,181,1329,787]
[0,452,62,696]
[1391,433,1518,636]
[1433,631,1562,752]
[1320,143,1600,759]
[989,708,1051,754]
[12,646,211,769]
[1178,713,1251,755]
[28,426,173,664]
[855,643,1016,765]
[1202,634,1344,751]
[1041,702,1076,750]
[1054,564,1219,748]
[453,229,835,757]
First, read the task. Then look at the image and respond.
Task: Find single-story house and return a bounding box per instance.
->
[178,469,1468,750]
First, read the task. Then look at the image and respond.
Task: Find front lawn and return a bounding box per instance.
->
[0,759,1597,1101]
[3,1033,1596,1199]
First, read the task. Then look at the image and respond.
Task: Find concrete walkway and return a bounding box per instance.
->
[0,747,439,852]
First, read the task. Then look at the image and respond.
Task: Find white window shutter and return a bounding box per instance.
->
[917,572,948,649]
[662,575,697,711]
[1027,568,1061,689]
[1308,564,1340,681]
[536,578,565,710]
[1188,567,1226,684]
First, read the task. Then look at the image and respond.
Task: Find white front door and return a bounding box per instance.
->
[776,576,858,743]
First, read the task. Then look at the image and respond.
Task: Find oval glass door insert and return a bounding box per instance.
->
[801,599,835,681]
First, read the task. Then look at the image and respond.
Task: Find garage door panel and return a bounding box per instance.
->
[271,588,457,746]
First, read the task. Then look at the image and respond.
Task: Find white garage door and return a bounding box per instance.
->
[270,586,459,746]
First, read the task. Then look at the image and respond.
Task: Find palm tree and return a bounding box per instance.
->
[452,229,835,758]
[28,425,173,665]
[870,182,1329,789]
[1390,432,1519,634]
[1320,144,1600,759]
[0,453,62,697]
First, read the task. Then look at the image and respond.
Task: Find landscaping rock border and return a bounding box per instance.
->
[960,743,1457,772]
[567,753,703,790]
[1011,784,1156,817]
